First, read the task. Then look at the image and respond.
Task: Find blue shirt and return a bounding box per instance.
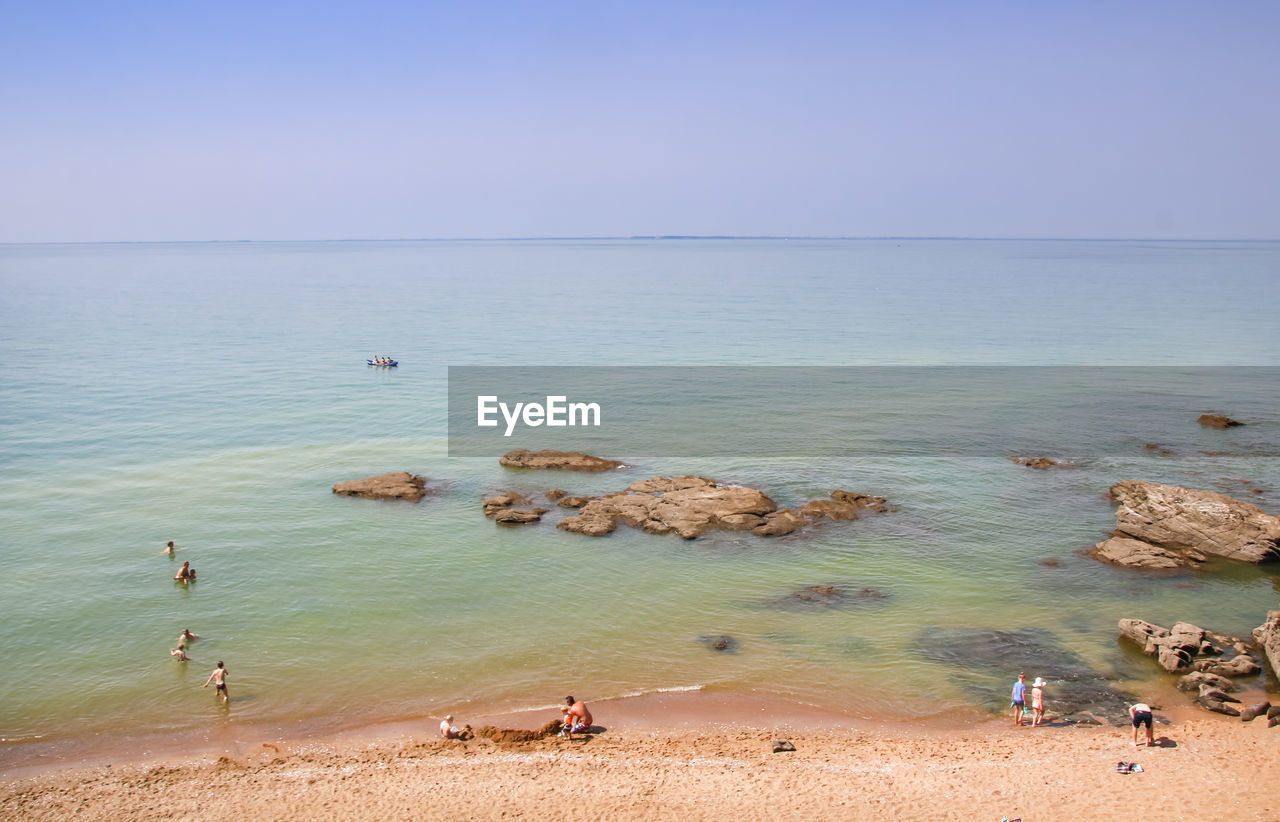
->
[1012,681,1027,703]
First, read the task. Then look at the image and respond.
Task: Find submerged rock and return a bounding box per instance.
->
[698,634,739,653]
[1198,414,1245,428]
[499,449,623,471]
[1011,456,1058,469]
[915,626,1135,724]
[1089,481,1280,568]
[332,472,428,502]
[766,584,890,611]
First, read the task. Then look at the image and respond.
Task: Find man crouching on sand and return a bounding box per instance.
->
[560,696,592,737]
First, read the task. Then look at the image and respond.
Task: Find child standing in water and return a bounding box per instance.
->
[1031,677,1046,726]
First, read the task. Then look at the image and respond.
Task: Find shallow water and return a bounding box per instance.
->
[0,239,1276,751]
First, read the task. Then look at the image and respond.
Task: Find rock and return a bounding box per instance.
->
[1102,481,1280,565]
[1176,671,1234,693]
[1156,645,1193,673]
[1090,537,1188,569]
[714,513,767,531]
[1269,706,1280,719]
[483,491,532,517]
[771,739,796,753]
[1271,716,1280,729]
[492,507,549,524]
[1241,702,1271,722]
[499,449,622,471]
[1253,610,1280,679]
[1196,695,1242,716]
[1194,655,1262,677]
[1197,686,1241,704]
[556,477,887,540]
[752,509,807,536]
[766,584,890,611]
[1118,618,1170,649]
[698,634,738,653]
[558,476,776,540]
[1012,456,1057,469]
[1198,414,1244,428]
[332,472,427,502]
[797,490,889,523]
[545,489,568,501]
[556,496,596,509]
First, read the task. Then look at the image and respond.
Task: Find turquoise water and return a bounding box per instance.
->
[0,239,1277,752]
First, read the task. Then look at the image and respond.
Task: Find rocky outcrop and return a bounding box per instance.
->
[1198,414,1244,428]
[1119,617,1266,715]
[557,476,776,540]
[1011,456,1057,469]
[332,472,427,502]
[1089,481,1280,568]
[482,490,548,524]
[1253,609,1280,678]
[499,449,623,472]
[545,489,568,501]
[1091,537,1186,569]
[798,490,889,521]
[555,478,888,540]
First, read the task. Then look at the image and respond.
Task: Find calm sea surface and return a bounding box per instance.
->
[0,239,1277,754]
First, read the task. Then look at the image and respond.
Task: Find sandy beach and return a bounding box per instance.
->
[4,693,1277,822]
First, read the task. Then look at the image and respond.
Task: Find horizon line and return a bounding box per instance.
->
[3,234,1279,247]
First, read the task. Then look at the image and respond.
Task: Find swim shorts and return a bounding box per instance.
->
[1131,710,1152,729]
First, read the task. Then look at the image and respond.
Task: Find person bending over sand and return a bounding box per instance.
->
[1129,702,1155,747]
[560,696,593,737]
[203,661,229,703]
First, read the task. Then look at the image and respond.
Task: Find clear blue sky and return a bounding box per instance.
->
[2,1,1277,241]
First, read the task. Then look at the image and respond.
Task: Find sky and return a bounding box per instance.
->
[1,1,1278,242]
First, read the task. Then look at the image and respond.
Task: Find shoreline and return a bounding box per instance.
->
[3,699,1276,821]
[0,684,1232,781]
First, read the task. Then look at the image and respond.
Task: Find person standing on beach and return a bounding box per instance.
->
[203,661,229,703]
[1030,677,1046,726]
[1011,672,1027,726]
[1129,702,1155,747]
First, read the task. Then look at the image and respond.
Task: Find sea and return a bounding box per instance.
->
[0,238,1277,764]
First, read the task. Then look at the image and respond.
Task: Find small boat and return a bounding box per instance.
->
[367,359,398,367]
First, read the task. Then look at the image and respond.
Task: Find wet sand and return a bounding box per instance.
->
[3,691,1278,821]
